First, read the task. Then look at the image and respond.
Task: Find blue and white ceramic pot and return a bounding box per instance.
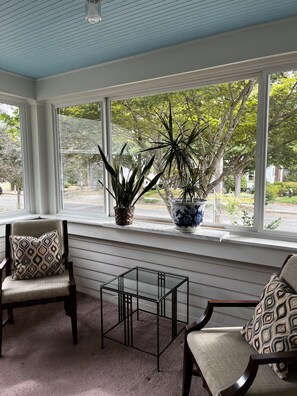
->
[170,199,206,232]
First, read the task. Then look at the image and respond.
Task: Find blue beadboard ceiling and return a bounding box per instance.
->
[0,0,296,79]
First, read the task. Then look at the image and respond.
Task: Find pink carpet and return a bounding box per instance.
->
[0,292,205,396]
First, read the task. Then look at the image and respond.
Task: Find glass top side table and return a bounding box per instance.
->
[100,266,189,371]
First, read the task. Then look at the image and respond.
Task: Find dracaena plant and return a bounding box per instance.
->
[98,144,163,208]
[144,102,209,202]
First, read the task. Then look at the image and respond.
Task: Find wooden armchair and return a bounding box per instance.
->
[0,218,77,356]
[182,254,297,396]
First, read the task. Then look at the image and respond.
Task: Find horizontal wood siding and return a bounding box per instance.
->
[69,235,276,327]
[0,223,291,327]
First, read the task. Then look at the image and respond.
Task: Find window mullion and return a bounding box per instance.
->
[20,102,33,212]
[253,72,270,232]
[102,97,113,217]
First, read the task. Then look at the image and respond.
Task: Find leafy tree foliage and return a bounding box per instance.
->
[59,103,101,121]
[0,72,295,217]
[112,79,258,210]
[268,72,297,170]
[111,72,297,211]
[58,106,102,188]
[0,107,23,208]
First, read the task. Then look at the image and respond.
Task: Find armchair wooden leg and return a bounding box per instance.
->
[8,307,14,324]
[69,291,77,345]
[71,314,78,345]
[182,335,194,396]
[0,308,2,357]
[64,300,70,316]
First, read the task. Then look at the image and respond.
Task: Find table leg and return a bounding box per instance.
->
[158,271,166,316]
[100,287,104,349]
[118,276,124,322]
[157,302,160,372]
[171,289,177,340]
[187,278,189,324]
[123,294,133,347]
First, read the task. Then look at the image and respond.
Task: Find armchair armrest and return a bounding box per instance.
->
[61,252,75,286]
[0,257,9,272]
[0,257,11,295]
[67,261,76,287]
[186,299,259,333]
[219,351,297,396]
[0,257,11,277]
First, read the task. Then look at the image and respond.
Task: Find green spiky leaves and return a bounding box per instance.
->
[98,144,162,208]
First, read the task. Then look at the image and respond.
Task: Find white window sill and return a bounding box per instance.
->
[97,219,229,241]
[0,213,38,226]
[45,213,227,241]
[1,213,297,256]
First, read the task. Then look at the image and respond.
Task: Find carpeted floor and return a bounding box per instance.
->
[0,292,206,396]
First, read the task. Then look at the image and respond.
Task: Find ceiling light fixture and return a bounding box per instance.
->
[85,0,102,24]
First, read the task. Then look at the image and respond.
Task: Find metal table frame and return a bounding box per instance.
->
[100,266,189,371]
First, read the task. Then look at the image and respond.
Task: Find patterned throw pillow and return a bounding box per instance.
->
[241,273,297,379]
[10,230,64,280]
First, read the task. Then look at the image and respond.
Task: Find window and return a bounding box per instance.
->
[0,102,25,214]
[56,102,104,214]
[54,65,297,238]
[264,69,297,232]
[111,78,258,226]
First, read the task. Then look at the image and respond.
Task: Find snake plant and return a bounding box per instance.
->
[98,144,163,208]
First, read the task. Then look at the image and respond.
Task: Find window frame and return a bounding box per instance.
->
[0,96,32,217]
[108,73,262,228]
[55,98,108,217]
[52,62,297,241]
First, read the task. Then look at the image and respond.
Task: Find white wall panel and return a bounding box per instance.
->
[68,233,280,327]
[0,70,35,99]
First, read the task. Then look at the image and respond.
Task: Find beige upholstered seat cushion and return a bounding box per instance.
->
[1,271,70,304]
[187,327,297,396]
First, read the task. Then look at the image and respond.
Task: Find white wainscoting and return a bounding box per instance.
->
[66,224,289,327]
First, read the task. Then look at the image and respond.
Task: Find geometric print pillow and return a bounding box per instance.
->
[241,273,297,380]
[10,230,64,280]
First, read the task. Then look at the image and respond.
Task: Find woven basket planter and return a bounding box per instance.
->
[114,207,135,225]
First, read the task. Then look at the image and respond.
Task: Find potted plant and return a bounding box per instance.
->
[98,144,162,225]
[144,102,210,232]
